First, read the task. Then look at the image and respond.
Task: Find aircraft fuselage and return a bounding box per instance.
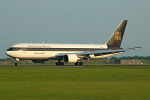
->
[6,43,107,60]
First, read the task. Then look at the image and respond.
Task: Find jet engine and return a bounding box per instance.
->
[63,54,80,63]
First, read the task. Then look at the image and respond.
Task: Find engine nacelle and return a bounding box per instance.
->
[32,60,45,63]
[63,54,80,63]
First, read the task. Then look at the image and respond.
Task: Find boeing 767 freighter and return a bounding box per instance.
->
[6,20,142,66]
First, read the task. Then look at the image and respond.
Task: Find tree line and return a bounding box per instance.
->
[109,56,150,60]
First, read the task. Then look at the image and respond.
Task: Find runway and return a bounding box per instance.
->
[0,65,85,67]
[0,65,150,67]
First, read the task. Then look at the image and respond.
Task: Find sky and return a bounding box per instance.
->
[0,0,149,59]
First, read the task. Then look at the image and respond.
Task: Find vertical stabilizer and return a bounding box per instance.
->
[106,20,128,49]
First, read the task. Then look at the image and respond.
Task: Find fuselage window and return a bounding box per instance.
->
[23,48,26,51]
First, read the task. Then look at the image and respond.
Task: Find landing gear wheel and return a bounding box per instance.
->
[80,62,83,66]
[74,62,79,66]
[60,62,64,66]
[74,62,83,66]
[56,62,64,66]
[56,62,59,66]
[15,63,18,66]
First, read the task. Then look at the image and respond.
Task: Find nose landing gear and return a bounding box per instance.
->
[15,58,19,66]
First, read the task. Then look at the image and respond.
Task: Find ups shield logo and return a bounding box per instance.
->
[115,32,121,43]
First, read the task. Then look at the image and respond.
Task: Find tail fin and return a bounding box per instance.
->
[106,20,128,49]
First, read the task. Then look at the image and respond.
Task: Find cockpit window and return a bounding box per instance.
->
[7,47,18,51]
[10,47,13,50]
[10,47,17,50]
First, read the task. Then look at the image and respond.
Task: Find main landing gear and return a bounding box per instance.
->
[56,62,64,66]
[74,62,83,66]
[56,60,64,66]
[56,60,83,66]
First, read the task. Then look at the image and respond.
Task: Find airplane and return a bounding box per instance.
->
[6,20,142,66]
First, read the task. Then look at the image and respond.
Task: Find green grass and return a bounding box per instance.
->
[0,66,150,100]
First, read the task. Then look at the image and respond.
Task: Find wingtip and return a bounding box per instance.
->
[131,46,144,50]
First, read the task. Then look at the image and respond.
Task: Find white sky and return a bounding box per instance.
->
[0,0,149,58]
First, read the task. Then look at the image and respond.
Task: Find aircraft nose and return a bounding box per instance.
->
[6,50,10,56]
[6,49,12,57]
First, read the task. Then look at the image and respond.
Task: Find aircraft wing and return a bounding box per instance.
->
[77,46,143,56]
[76,49,125,56]
[57,46,143,57]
